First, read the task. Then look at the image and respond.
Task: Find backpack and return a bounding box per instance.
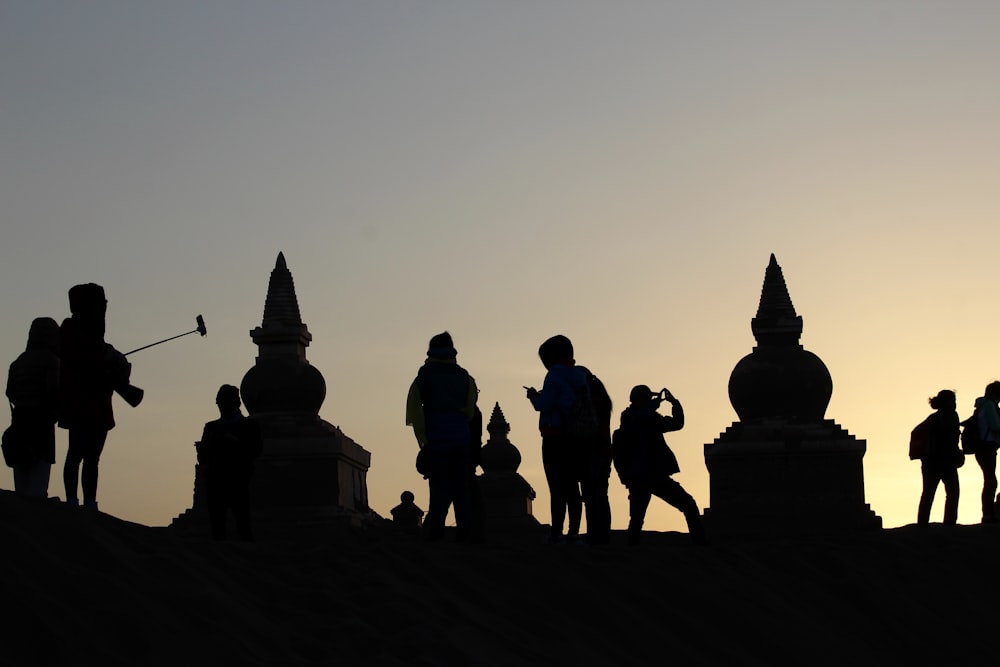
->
[611,426,635,484]
[909,417,931,460]
[961,411,985,455]
[564,381,601,444]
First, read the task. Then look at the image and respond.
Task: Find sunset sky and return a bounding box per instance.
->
[3,1,1000,533]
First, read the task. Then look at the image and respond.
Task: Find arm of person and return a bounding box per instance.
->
[196,422,212,464]
[529,370,564,413]
[658,399,685,433]
[464,375,479,421]
[405,379,427,447]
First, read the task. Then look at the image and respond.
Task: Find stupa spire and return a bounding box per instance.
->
[261,251,303,327]
[481,402,521,473]
[751,253,803,347]
[242,252,324,415]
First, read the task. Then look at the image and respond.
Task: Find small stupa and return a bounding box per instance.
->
[703,254,881,540]
[174,253,372,535]
[477,402,537,530]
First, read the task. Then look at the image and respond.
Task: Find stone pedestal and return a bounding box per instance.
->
[705,418,880,539]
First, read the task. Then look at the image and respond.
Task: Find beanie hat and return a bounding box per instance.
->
[427,332,457,359]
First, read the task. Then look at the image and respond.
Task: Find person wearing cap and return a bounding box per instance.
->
[616,384,707,545]
[405,332,479,541]
[5,317,60,498]
[197,384,263,541]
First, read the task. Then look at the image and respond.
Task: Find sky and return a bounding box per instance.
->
[2,1,1000,533]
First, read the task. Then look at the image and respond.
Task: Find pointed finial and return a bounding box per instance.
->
[751,254,803,346]
[481,402,521,473]
[487,402,511,437]
[260,252,303,326]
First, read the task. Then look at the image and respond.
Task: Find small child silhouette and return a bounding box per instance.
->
[390,490,424,530]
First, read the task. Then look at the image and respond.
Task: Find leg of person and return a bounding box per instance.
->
[467,471,487,543]
[63,429,85,505]
[975,449,998,522]
[541,437,567,541]
[205,475,227,540]
[627,484,652,545]
[25,460,51,499]
[941,467,959,525]
[230,477,254,542]
[916,464,939,525]
[422,451,449,540]
[80,428,108,509]
[562,442,585,542]
[565,478,582,542]
[12,463,29,495]
[448,447,474,542]
[581,452,612,545]
[650,476,708,545]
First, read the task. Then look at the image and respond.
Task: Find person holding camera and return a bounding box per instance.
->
[614,385,707,546]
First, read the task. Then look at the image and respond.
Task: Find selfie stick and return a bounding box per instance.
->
[124,315,207,356]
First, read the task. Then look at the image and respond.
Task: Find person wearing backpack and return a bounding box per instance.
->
[972,382,1000,523]
[4,317,60,498]
[615,385,707,546]
[525,334,590,545]
[406,332,479,541]
[916,390,962,526]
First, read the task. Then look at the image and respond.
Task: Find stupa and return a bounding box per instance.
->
[703,254,881,540]
[477,402,537,530]
[173,253,372,535]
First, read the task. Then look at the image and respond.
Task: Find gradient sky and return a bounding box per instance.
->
[3,1,1000,532]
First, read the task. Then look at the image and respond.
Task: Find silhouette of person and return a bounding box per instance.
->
[580,370,612,546]
[972,381,1000,523]
[525,334,591,545]
[405,332,479,541]
[59,283,141,510]
[390,490,424,531]
[5,317,60,498]
[466,404,487,543]
[197,384,262,541]
[616,385,707,546]
[916,390,961,525]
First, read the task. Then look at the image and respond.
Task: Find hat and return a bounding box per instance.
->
[629,385,654,404]
[427,331,457,359]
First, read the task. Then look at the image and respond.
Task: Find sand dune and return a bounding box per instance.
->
[2,490,996,666]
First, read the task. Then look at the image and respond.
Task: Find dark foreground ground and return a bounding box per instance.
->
[1,490,996,667]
